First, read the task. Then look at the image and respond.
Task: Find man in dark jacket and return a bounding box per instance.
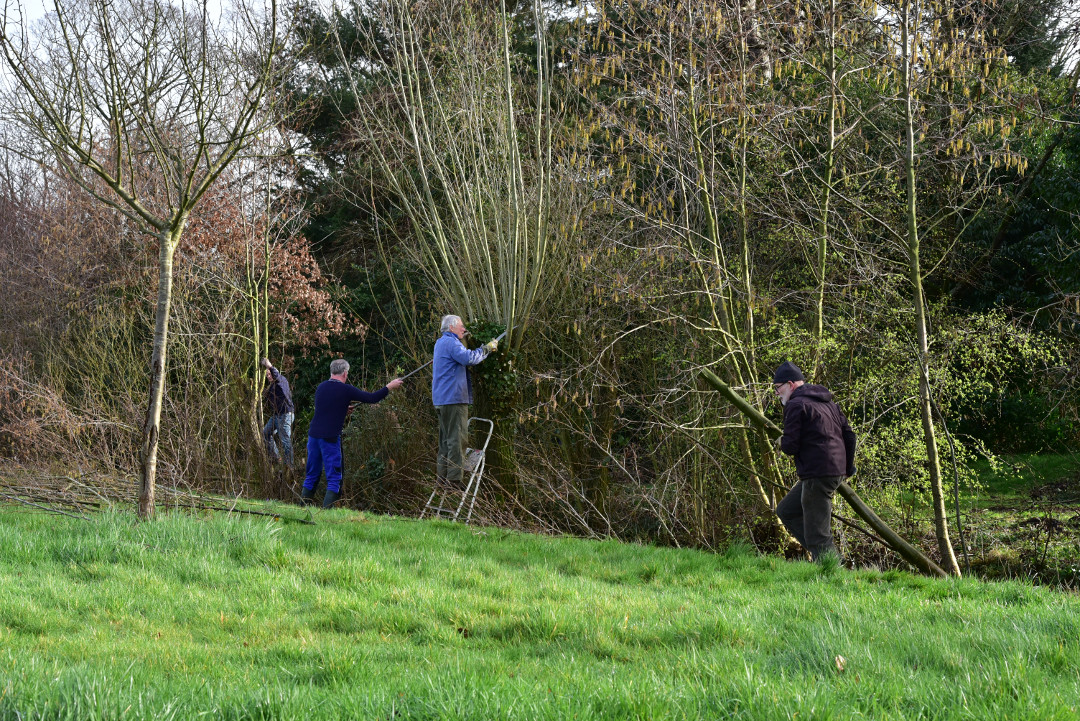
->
[302,358,403,508]
[773,361,857,561]
[431,315,498,485]
[260,358,295,468]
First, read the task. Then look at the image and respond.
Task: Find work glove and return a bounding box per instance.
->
[483,339,499,353]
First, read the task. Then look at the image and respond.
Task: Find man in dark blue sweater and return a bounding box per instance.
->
[302,358,403,508]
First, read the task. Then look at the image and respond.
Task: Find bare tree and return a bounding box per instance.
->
[314,0,582,495]
[0,0,281,518]
[861,0,1023,574]
[330,0,566,351]
[574,0,792,543]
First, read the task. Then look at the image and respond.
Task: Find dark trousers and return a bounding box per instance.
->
[436,404,469,483]
[776,475,845,561]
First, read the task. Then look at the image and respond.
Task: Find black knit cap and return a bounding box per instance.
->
[773,361,805,384]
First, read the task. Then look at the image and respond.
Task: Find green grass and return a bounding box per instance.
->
[961,453,1080,588]
[970,453,1080,497]
[1,505,1078,720]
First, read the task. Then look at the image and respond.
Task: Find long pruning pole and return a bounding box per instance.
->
[393,327,517,383]
[700,368,948,578]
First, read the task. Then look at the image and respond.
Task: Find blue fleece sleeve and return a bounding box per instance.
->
[447,341,489,367]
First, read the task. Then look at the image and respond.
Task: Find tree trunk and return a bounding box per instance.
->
[473,358,520,501]
[902,0,961,575]
[588,354,616,521]
[246,224,274,495]
[743,0,772,79]
[139,226,182,519]
[812,0,837,379]
[483,415,519,500]
[908,259,961,576]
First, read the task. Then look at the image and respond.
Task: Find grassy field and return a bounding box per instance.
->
[970,453,1079,498]
[964,453,1080,588]
[1,505,1078,720]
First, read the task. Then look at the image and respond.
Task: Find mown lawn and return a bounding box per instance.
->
[1,504,1078,720]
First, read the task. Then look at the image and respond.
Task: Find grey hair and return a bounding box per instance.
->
[329,358,350,376]
[440,315,462,333]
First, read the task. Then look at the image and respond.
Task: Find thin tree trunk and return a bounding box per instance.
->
[902,0,961,576]
[139,226,182,519]
[743,0,771,79]
[247,245,268,489]
[247,184,275,490]
[589,350,616,519]
[738,117,755,370]
[813,0,838,379]
[686,59,772,515]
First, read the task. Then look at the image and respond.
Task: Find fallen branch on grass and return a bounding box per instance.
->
[832,512,888,548]
[0,492,90,521]
[185,503,315,525]
[0,470,313,525]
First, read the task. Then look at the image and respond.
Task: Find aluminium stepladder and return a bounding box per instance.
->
[421,417,494,523]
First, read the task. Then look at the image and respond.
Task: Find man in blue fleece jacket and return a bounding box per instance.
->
[431,315,498,485]
[302,358,403,508]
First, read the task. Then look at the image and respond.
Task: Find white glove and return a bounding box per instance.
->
[483,339,499,353]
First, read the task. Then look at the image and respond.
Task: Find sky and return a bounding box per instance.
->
[9,0,46,24]
[6,0,227,28]
[5,0,1078,69]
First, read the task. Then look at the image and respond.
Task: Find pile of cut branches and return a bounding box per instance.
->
[0,465,312,524]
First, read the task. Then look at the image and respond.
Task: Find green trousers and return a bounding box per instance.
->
[436,404,469,483]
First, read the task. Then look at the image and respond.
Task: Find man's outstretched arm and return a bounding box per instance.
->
[448,341,490,367]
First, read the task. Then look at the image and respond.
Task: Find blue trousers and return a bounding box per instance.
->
[304,436,343,494]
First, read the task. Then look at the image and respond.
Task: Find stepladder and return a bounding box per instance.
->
[422,417,494,524]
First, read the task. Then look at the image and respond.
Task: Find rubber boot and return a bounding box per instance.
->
[299,486,316,506]
[322,489,340,509]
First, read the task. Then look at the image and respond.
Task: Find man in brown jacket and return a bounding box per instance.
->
[773,361,857,561]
